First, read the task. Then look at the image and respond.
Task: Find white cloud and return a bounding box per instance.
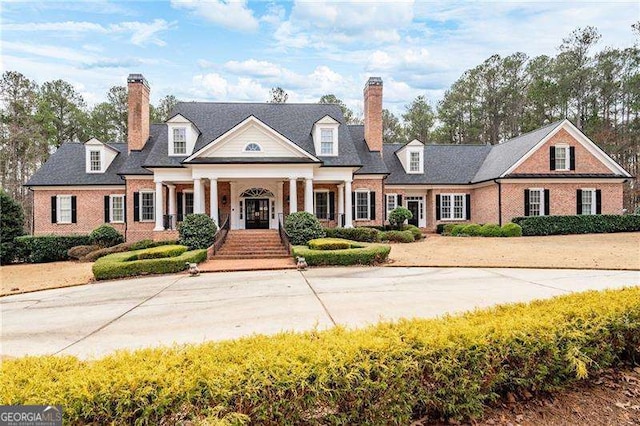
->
[3,21,105,32]
[171,0,259,32]
[223,59,283,78]
[110,19,175,46]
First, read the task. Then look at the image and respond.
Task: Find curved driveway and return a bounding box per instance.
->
[2,267,638,359]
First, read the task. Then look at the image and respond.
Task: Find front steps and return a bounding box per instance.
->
[215,229,291,259]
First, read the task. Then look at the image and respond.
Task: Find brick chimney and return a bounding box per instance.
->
[363,77,383,152]
[127,73,150,152]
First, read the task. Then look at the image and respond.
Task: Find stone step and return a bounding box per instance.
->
[214,253,291,259]
[217,249,290,256]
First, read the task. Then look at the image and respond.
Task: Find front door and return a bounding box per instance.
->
[245,198,270,229]
[407,200,420,227]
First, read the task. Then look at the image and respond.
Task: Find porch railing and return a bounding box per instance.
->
[211,214,230,256]
[278,214,291,254]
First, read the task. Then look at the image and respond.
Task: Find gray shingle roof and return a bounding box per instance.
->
[118,124,162,175]
[348,125,388,174]
[25,142,127,186]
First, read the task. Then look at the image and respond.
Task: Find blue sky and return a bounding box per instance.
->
[2,1,638,117]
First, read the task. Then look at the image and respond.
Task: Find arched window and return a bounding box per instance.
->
[240,188,274,198]
[244,143,262,152]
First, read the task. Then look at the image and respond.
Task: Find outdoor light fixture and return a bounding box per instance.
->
[222,195,227,205]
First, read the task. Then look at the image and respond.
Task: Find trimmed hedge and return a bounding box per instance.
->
[293,243,390,266]
[67,245,100,260]
[15,234,90,263]
[179,214,217,249]
[437,223,465,234]
[89,225,124,248]
[128,239,179,251]
[512,214,640,236]
[1,287,638,424]
[308,238,353,250]
[404,225,423,240]
[92,246,206,280]
[446,223,522,238]
[381,229,415,243]
[285,212,325,245]
[323,227,381,242]
[501,222,523,237]
[388,206,413,229]
[480,223,502,237]
[462,224,482,236]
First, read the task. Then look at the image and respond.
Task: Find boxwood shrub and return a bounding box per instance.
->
[480,223,502,237]
[285,212,325,245]
[511,214,640,236]
[501,222,523,237]
[179,214,217,249]
[88,225,124,248]
[308,238,353,250]
[293,242,390,266]
[128,239,179,251]
[446,223,522,237]
[323,227,381,242]
[381,229,415,243]
[15,234,90,263]
[92,245,206,280]
[2,287,638,425]
[404,224,423,240]
[461,224,482,236]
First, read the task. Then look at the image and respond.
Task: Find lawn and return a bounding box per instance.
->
[0,261,94,296]
[389,232,640,270]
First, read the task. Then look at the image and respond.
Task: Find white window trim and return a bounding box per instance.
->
[57,195,73,224]
[182,190,194,217]
[313,189,330,220]
[109,194,125,223]
[355,189,371,221]
[169,126,188,156]
[243,142,263,153]
[88,150,102,173]
[439,193,467,221]
[316,126,338,156]
[554,144,570,171]
[407,149,423,174]
[581,188,596,215]
[139,190,155,222]
[386,193,398,217]
[528,188,545,217]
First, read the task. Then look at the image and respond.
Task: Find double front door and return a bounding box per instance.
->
[245,198,269,229]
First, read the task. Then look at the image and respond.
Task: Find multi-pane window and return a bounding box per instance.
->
[184,192,194,216]
[140,192,155,221]
[90,150,101,171]
[356,191,370,220]
[110,195,125,223]
[581,189,594,215]
[529,189,543,216]
[386,194,397,216]
[244,143,261,152]
[409,151,421,172]
[314,191,329,219]
[173,127,187,154]
[555,146,568,170]
[439,194,466,220]
[57,195,72,223]
[320,129,334,155]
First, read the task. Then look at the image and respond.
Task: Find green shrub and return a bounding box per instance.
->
[67,245,101,260]
[179,214,217,249]
[92,246,206,280]
[0,190,25,265]
[308,238,353,250]
[501,222,523,237]
[89,225,124,248]
[403,225,423,240]
[284,212,325,245]
[450,224,467,236]
[128,239,178,251]
[81,241,135,262]
[480,223,502,237]
[381,229,415,243]
[15,235,90,263]
[388,207,413,229]
[293,243,390,266]
[461,224,482,236]
[323,227,381,242]
[2,287,638,425]
[511,214,640,236]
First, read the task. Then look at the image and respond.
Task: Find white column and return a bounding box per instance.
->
[344,180,353,228]
[168,184,176,230]
[337,183,345,226]
[289,178,298,213]
[193,178,202,213]
[200,179,206,214]
[304,178,313,214]
[154,181,164,231]
[276,181,284,222]
[209,178,218,225]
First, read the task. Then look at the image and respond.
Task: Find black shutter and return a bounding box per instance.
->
[435,194,441,220]
[569,147,576,171]
[596,190,602,214]
[524,189,530,216]
[549,146,556,170]
[133,192,140,222]
[329,192,335,220]
[576,189,583,215]
[370,192,376,220]
[177,192,183,220]
[397,194,402,207]
[352,192,356,220]
[71,196,77,223]
[465,194,471,221]
[51,196,57,223]
[123,196,127,222]
[104,195,110,223]
[544,189,550,216]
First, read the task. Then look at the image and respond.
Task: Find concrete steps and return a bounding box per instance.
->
[215,230,290,259]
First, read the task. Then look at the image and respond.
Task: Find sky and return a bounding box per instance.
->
[1,1,638,117]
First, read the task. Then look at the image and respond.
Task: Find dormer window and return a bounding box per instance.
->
[409,151,420,172]
[406,148,423,174]
[320,129,334,155]
[244,143,262,152]
[89,150,101,172]
[173,127,187,155]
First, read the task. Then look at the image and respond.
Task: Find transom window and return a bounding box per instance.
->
[554,146,569,170]
[173,127,187,155]
[57,195,72,224]
[89,150,101,171]
[314,191,329,220]
[386,194,397,216]
[244,143,262,152]
[439,194,466,220]
[529,189,544,216]
[320,129,334,155]
[581,189,595,215]
[140,192,155,221]
[110,195,125,223]
[355,191,370,220]
[240,188,274,198]
[409,151,421,172]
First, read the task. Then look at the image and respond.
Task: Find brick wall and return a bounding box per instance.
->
[33,188,125,236]
[472,184,500,225]
[430,188,471,231]
[352,178,384,227]
[126,179,155,241]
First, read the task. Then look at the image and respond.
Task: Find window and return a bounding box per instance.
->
[355,191,370,220]
[184,192,194,216]
[57,195,72,223]
[386,194,397,216]
[528,189,544,216]
[110,195,125,223]
[140,192,155,221]
[320,129,334,155]
[581,189,595,215]
[409,151,421,172]
[314,191,329,219]
[173,127,187,155]
[554,146,569,170]
[89,150,101,172]
[439,194,466,220]
[244,143,261,152]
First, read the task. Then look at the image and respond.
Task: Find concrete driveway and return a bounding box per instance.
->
[1,267,638,359]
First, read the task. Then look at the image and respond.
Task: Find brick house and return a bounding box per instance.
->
[26,74,631,241]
